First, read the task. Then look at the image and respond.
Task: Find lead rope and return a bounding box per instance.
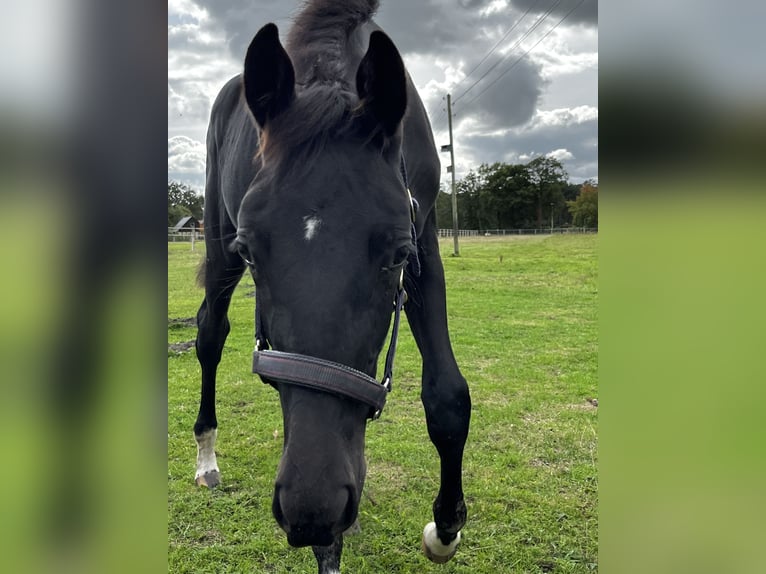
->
[400,156,421,277]
[255,290,268,352]
[380,273,406,392]
[379,156,420,394]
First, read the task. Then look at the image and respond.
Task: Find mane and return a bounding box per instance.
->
[259,0,380,171]
[287,0,380,86]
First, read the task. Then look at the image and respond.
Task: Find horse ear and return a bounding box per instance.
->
[243,23,295,128]
[356,31,407,137]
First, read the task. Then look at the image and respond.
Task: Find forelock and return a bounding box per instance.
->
[259,85,360,169]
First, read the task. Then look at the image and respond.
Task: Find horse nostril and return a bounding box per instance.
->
[272,484,287,531]
[272,476,361,546]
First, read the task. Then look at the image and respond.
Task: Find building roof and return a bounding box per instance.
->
[171,216,198,232]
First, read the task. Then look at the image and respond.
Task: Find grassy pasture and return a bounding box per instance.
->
[168,234,597,573]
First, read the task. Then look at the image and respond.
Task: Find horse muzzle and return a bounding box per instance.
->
[273,482,358,547]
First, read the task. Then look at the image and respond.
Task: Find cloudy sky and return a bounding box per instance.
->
[168,0,597,191]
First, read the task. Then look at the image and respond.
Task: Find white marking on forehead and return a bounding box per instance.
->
[303,215,322,241]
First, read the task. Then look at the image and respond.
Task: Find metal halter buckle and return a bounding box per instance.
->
[406,187,416,222]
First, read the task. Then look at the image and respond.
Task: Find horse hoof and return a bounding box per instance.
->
[421,522,460,564]
[195,470,221,488]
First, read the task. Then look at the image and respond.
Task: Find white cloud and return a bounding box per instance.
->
[168,82,211,124]
[536,50,598,78]
[168,0,209,24]
[168,136,206,188]
[547,148,574,161]
[453,101,598,183]
[168,1,597,187]
[168,0,242,158]
[530,105,598,129]
[480,0,511,17]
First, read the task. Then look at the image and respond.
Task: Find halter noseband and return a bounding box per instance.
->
[251,158,418,420]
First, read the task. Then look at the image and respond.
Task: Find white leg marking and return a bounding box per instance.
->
[195,428,219,479]
[303,215,322,241]
[423,522,461,560]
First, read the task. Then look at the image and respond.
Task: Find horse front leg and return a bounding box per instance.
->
[193,251,244,488]
[312,536,343,574]
[405,223,471,563]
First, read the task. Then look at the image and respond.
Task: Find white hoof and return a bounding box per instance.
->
[194,428,220,487]
[421,522,461,564]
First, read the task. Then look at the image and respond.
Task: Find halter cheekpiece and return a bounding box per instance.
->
[251,157,419,419]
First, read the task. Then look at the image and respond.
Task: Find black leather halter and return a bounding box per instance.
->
[252,158,418,419]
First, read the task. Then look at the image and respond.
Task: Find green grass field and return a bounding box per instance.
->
[168,234,597,573]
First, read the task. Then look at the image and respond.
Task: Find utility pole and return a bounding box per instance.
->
[550,202,554,234]
[442,93,459,256]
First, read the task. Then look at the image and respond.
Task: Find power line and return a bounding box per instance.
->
[428,98,447,128]
[427,0,545,135]
[445,93,459,256]
[453,0,564,104]
[432,128,448,149]
[461,0,587,108]
[448,0,545,97]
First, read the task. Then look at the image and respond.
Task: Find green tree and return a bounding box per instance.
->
[481,162,534,229]
[435,184,453,229]
[567,182,598,228]
[168,181,204,227]
[560,182,581,226]
[448,161,586,231]
[455,168,488,229]
[525,156,568,229]
[562,182,581,202]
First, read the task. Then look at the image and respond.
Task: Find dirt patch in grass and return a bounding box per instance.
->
[564,399,598,410]
[368,460,408,486]
[169,341,195,354]
[529,458,572,473]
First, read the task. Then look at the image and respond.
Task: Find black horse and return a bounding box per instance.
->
[193,1,470,571]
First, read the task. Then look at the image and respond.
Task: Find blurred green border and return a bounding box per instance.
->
[600,176,766,574]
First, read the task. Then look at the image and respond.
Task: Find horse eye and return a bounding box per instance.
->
[236,242,255,267]
[391,246,411,268]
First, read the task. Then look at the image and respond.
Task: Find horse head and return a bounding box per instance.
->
[235,23,412,548]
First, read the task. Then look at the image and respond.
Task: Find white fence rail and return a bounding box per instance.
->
[437,227,597,237]
[168,229,203,249]
[168,227,597,244]
[168,227,205,243]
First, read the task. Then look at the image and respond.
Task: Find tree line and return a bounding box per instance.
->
[168,181,204,227]
[169,156,598,231]
[435,156,597,231]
